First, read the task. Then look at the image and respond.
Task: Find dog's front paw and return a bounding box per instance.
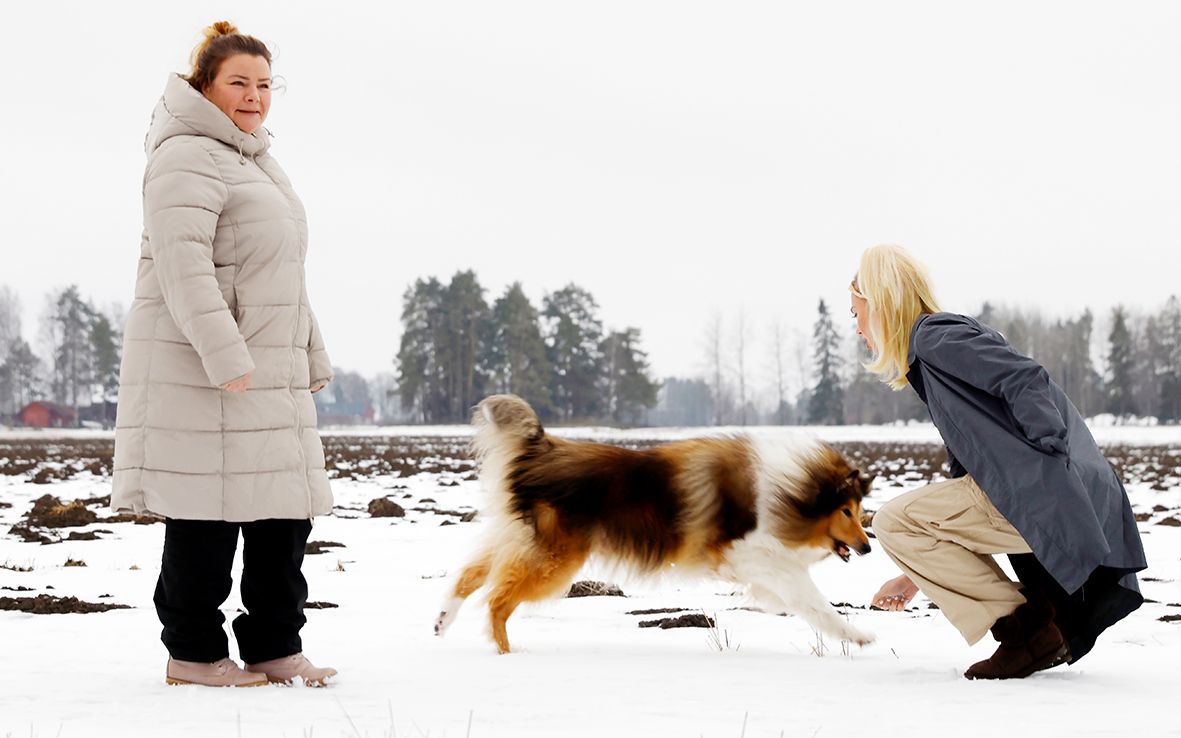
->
[434,609,453,636]
[435,596,464,636]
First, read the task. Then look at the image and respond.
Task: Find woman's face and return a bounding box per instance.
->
[202,54,271,134]
[850,290,874,353]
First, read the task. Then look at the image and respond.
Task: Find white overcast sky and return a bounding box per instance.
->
[3,1,1180,388]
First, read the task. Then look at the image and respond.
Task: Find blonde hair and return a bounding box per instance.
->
[853,245,942,390]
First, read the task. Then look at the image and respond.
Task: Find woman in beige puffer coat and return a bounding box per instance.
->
[113,22,336,688]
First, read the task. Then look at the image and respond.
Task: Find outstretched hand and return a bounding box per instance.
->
[872,574,920,611]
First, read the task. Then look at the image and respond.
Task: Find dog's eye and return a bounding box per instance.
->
[842,509,853,518]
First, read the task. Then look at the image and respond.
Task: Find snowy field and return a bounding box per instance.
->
[1,425,1179,738]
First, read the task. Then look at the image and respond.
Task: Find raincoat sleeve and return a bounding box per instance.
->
[913,316,1069,456]
[144,142,255,388]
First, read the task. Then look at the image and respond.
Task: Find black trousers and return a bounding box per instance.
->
[154,518,312,664]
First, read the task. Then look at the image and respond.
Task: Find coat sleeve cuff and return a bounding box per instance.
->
[309,348,333,387]
[203,340,256,388]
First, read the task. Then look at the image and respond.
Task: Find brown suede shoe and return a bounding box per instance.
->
[964,599,1069,680]
[166,657,269,687]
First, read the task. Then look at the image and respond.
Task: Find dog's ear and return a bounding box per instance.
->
[858,472,876,497]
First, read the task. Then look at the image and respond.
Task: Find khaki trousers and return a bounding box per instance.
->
[872,475,1032,644]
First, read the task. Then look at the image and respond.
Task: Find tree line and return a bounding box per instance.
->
[395,272,660,424]
[0,285,122,424]
[669,296,1181,427]
[2,279,1179,428]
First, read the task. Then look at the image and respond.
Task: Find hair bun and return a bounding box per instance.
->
[206,20,239,38]
[190,21,240,78]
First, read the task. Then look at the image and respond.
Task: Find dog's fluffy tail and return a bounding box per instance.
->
[472,394,544,464]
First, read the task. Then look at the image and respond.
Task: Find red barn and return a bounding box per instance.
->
[18,402,77,428]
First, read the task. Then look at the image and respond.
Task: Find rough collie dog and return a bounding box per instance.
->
[434,394,875,653]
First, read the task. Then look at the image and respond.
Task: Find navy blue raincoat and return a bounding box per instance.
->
[906,313,1146,662]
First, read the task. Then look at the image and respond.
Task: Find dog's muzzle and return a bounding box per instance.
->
[834,541,871,562]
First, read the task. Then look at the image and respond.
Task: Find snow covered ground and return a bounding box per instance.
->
[1,426,1179,738]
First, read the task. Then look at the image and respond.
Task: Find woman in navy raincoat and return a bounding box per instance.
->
[852,245,1146,679]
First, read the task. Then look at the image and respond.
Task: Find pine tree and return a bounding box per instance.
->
[1137,316,1165,420]
[0,286,19,365]
[1106,305,1137,417]
[396,278,448,423]
[443,271,489,421]
[1156,296,1181,422]
[1071,309,1104,418]
[44,286,98,425]
[542,284,604,421]
[485,283,553,417]
[599,327,660,426]
[0,338,43,416]
[808,299,844,424]
[90,311,121,405]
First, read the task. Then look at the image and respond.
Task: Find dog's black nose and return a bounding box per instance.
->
[858,542,872,555]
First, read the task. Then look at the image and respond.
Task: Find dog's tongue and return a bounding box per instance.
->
[836,543,850,561]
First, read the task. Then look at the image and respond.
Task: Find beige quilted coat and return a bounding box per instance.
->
[112,74,333,521]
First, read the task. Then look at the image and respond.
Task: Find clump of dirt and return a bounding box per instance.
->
[1157,516,1181,527]
[1159,614,1181,623]
[639,613,715,629]
[25,495,97,528]
[0,594,130,614]
[101,513,160,525]
[368,498,406,518]
[566,581,625,597]
[305,541,345,555]
[8,524,55,544]
[627,607,688,615]
[306,601,339,609]
[409,505,477,521]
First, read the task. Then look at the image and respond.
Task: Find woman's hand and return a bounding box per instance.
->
[221,373,252,393]
[310,380,328,394]
[871,574,920,611]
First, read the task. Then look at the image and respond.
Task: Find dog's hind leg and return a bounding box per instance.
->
[435,549,494,637]
[486,551,588,654]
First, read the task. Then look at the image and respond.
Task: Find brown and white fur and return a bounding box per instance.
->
[434,394,875,653]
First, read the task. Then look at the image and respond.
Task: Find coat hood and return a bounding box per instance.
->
[144,73,271,158]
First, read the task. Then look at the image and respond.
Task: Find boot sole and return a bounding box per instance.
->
[165,676,269,687]
[251,673,335,688]
[1034,642,1072,675]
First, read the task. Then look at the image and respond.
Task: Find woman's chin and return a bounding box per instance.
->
[234,117,263,134]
